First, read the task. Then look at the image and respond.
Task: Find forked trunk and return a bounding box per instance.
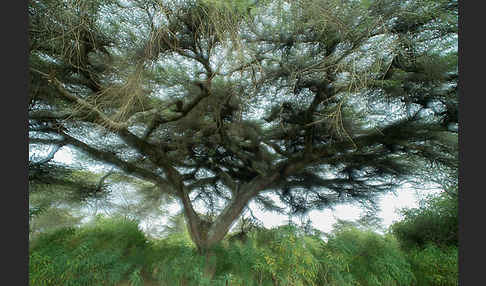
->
[178,174,281,281]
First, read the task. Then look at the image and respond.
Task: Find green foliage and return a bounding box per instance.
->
[146,223,419,286]
[136,223,323,286]
[29,164,112,204]
[390,190,458,286]
[406,244,458,286]
[29,216,148,286]
[147,231,260,286]
[128,267,144,286]
[29,205,47,221]
[391,191,458,249]
[147,233,207,285]
[30,0,458,256]
[320,226,415,286]
[249,225,322,285]
[29,215,458,286]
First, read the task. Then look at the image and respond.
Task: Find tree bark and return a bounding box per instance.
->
[178,172,281,256]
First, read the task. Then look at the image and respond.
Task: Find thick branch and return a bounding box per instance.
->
[30,68,127,130]
[205,172,280,246]
[179,186,204,248]
[186,176,219,191]
[143,82,211,139]
[57,132,168,186]
[117,129,183,188]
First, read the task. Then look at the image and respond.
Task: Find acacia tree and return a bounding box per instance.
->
[28,0,458,252]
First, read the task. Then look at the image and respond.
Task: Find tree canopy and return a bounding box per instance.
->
[28,0,458,251]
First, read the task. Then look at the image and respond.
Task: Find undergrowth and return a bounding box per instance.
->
[29,216,148,286]
[29,216,457,286]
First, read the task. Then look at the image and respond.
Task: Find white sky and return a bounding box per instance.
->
[53,148,74,164]
[248,185,437,234]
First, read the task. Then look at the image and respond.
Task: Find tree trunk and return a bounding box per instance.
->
[176,173,282,281]
[204,173,280,247]
[202,248,218,281]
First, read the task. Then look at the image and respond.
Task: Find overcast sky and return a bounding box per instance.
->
[252,187,434,233]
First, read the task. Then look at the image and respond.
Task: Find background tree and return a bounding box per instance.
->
[29,0,458,254]
[389,186,458,286]
[391,189,458,249]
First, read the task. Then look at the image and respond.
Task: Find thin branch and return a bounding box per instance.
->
[95,170,115,191]
[186,176,219,191]
[30,67,128,130]
[59,131,169,187]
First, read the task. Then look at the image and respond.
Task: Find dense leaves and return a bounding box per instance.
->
[28,0,458,284]
[321,226,415,286]
[29,216,149,286]
[391,191,458,249]
[389,190,458,286]
[406,244,458,286]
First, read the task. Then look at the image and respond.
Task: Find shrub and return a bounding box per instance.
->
[407,244,458,286]
[29,216,148,286]
[29,214,458,286]
[390,190,458,285]
[148,234,209,286]
[391,192,458,249]
[319,226,415,286]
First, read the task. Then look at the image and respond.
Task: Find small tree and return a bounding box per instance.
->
[391,189,458,249]
[390,186,458,286]
[29,0,458,254]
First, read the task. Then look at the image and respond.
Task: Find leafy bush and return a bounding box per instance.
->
[29,207,84,240]
[319,226,415,286]
[250,225,322,286]
[406,244,458,286]
[390,190,458,286]
[147,234,211,286]
[391,192,458,249]
[29,216,148,286]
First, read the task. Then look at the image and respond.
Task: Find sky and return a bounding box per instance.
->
[251,187,431,233]
[132,185,438,238]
